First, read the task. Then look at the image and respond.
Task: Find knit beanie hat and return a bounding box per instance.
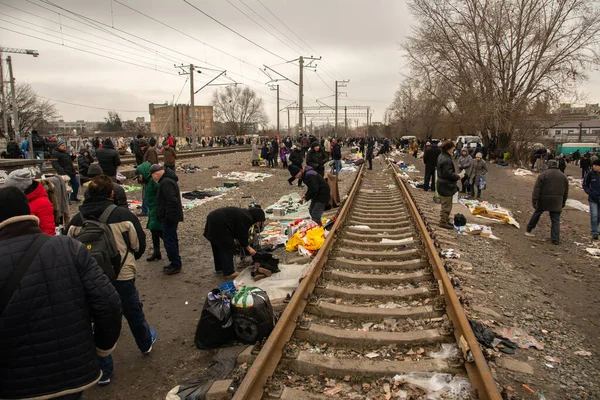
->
[288,165,302,178]
[593,159,600,166]
[57,140,65,147]
[4,168,33,192]
[149,164,163,175]
[476,152,483,158]
[0,186,31,223]
[87,163,104,178]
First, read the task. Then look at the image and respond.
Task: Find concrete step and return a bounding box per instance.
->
[294,324,447,347]
[322,269,429,284]
[307,301,441,320]
[333,257,426,271]
[335,247,419,260]
[314,284,432,301]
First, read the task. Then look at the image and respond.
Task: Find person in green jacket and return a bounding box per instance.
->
[136,162,163,261]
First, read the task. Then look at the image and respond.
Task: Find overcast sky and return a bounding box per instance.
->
[1,0,599,129]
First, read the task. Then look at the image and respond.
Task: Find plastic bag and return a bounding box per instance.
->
[285,231,305,252]
[304,226,325,251]
[194,289,234,349]
[478,175,487,190]
[232,286,275,343]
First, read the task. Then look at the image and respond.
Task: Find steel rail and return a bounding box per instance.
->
[232,164,365,400]
[390,162,502,400]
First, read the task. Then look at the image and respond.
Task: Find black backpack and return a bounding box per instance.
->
[71,204,123,281]
[454,213,467,227]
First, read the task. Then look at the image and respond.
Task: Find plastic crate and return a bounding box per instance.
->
[219,281,237,296]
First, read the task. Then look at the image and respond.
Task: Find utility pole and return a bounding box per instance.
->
[287,109,290,136]
[299,56,303,134]
[344,106,348,138]
[190,64,196,149]
[334,80,349,136]
[270,84,280,136]
[0,52,8,138]
[7,56,19,143]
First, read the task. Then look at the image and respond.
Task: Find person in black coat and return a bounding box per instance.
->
[52,140,81,202]
[306,141,328,176]
[331,139,342,175]
[84,163,128,208]
[423,142,442,191]
[96,138,121,179]
[297,165,331,226]
[77,148,94,184]
[203,206,266,279]
[366,138,375,170]
[0,186,122,399]
[436,140,461,229]
[525,160,569,244]
[151,165,183,275]
[288,144,304,186]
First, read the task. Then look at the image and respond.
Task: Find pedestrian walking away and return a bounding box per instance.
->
[331,139,343,175]
[151,164,183,275]
[204,206,266,279]
[67,175,155,386]
[96,139,121,179]
[366,138,375,170]
[457,148,473,193]
[423,141,441,192]
[436,140,462,229]
[0,186,122,399]
[583,159,600,241]
[52,140,81,202]
[524,160,569,244]
[299,165,331,226]
[468,152,488,199]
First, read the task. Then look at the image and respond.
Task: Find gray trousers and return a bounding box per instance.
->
[440,196,453,224]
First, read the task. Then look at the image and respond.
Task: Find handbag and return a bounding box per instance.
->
[0,234,50,317]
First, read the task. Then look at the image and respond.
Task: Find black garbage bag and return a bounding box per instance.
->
[194,289,234,349]
[232,287,275,344]
[454,213,467,227]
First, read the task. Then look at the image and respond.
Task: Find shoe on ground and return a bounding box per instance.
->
[141,328,157,355]
[593,234,599,241]
[97,371,111,386]
[438,223,454,230]
[256,267,272,277]
[552,240,560,245]
[524,232,535,237]
[163,265,181,275]
[146,254,161,262]
[224,271,240,280]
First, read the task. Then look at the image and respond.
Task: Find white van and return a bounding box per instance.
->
[455,135,482,148]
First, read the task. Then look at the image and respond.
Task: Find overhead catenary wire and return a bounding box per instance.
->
[36,96,148,113]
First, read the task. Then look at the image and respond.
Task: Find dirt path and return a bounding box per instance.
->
[82,153,357,400]
[399,154,599,399]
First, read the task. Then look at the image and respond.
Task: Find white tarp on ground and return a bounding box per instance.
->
[566,199,590,212]
[213,171,273,182]
[514,168,534,176]
[236,263,309,302]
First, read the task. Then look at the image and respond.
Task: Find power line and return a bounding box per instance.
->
[0,26,179,76]
[182,0,287,62]
[37,96,148,113]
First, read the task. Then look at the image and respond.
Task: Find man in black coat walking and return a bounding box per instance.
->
[423,142,441,191]
[0,187,122,399]
[151,165,183,275]
[96,139,121,179]
[525,160,569,244]
[203,206,265,279]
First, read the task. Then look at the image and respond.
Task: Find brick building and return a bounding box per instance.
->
[149,103,213,137]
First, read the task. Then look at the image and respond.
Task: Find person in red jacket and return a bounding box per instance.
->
[3,168,55,235]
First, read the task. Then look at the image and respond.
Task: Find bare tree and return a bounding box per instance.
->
[1,83,59,137]
[403,0,600,152]
[104,111,123,132]
[212,86,268,136]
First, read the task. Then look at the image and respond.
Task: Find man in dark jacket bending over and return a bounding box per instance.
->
[0,186,122,399]
[204,206,266,279]
[295,165,331,226]
[151,164,184,275]
[525,159,569,244]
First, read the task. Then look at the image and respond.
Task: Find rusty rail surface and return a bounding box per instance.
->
[232,164,365,400]
[390,162,502,400]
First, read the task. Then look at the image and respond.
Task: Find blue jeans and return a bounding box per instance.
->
[334,160,342,175]
[141,184,148,214]
[69,175,80,201]
[590,201,600,236]
[33,150,46,169]
[527,209,561,242]
[98,279,152,379]
[163,223,181,268]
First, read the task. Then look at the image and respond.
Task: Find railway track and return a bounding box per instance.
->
[0,145,251,175]
[232,161,502,399]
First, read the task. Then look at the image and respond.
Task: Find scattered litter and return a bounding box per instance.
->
[350,225,371,230]
[493,326,544,350]
[214,171,273,182]
[566,199,590,212]
[378,302,401,309]
[429,344,459,359]
[574,350,592,357]
[514,168,534,176]
[365,352,379,359]
[585,248,600,257]
[544,356,561,364]
[391,373,471,399]
[339,165,358,173]
[459,198,520,228]
[121,184,142,192]
[456,223,500,240]
[440,249,460,259]
[381,237,413,244]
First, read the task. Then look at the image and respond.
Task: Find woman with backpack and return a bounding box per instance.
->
[67,175,156,386]
[468,152,488,199]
